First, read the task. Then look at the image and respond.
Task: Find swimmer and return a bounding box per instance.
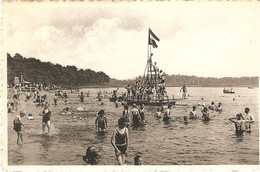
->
[83,145,102,165]
[184,116,189,124]
[155,108,162,119]
[80,92,84,102]
[180,85,187,99]
[13,111,26,144]
[134,155,143,165]
[189,106,197,119]
[39,102,51,134]
[242,107,255,132]
[139,104,145,123]
[229,113,246,135]
[202,107,210,121]
[95,110,108,132]
[122,105,130,127]
[131,104,142,126]
[27,113,34,120]
[208,102,216,110]
[216,102,223,112]
[53,95,58,105]
[111,117,129,165]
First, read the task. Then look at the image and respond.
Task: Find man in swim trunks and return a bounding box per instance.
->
[229,113,246,135]
[190,106,197,119]
[111,117,129,165]
[13,111,26,144]
[95,110,108,132]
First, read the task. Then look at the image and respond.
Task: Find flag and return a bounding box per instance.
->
[148,28,160,48]
[149,28,160,42]
[149,38,158,48]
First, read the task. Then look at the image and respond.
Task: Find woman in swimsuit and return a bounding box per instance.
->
[39,102,51,134]
[111,117,129,165]
[95,110,107,132]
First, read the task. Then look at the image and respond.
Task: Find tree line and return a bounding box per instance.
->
[7,53,110,88]
[7,53,258,88]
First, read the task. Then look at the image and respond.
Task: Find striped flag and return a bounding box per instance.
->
[148,28,160,48]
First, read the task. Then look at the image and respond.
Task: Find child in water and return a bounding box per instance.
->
[189,106,197,119]
[111,117,129,165]
[95,110,108,132]
[229,113,246,135]
[139,104,145,123]
[155,108,162,119]
[83,145,102,165]
[134,155,143,165]
[202,107,210,121]
[13,111,26,144]
[183,116,189,124]
[216,102,223,112]
[208,102,216,110]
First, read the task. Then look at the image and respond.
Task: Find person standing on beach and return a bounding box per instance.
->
[111,117,129,165]
[39,102,51,134]
[180,85,187,99]
[13,111,26,144]
[242,107,255,132]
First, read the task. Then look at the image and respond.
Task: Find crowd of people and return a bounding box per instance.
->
[8,84,256,165]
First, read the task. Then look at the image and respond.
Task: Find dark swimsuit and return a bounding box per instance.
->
[13,119,21,132]
[42,111,51,123]
[98,118,106,130]
[115,128,127,155]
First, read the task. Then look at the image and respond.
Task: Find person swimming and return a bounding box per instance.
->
[229,113,246,135]
[111,117,129,165]
[134,155,143,165]
[27,113,34,120]
[216,102,223,112]
[183,116,189,124]
[208,102,216,110]
[13,111,26,144]
[83,145,102,165]
[155,108,162,119]
[189,106,197,119]
[202,107,210,121]
[95,110,108,132]
[80,92,84,102]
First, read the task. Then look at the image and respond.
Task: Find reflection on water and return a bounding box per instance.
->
[8,87,259,165]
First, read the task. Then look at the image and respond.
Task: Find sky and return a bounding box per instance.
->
[2,2,260,80]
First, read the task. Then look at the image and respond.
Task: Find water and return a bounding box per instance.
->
[8,87,259,165]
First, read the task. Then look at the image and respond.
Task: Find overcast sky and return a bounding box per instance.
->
[2,2,260,80]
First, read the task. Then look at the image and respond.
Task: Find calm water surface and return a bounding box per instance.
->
[8,87,259,165]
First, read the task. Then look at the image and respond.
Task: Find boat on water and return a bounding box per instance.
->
[124,29,177,106]
[248,87,254,89]
[223,88,235,94]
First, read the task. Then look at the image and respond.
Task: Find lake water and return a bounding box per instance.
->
[8,87,259,165]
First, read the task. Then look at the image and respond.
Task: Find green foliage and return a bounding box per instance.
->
[7,53,110,87]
